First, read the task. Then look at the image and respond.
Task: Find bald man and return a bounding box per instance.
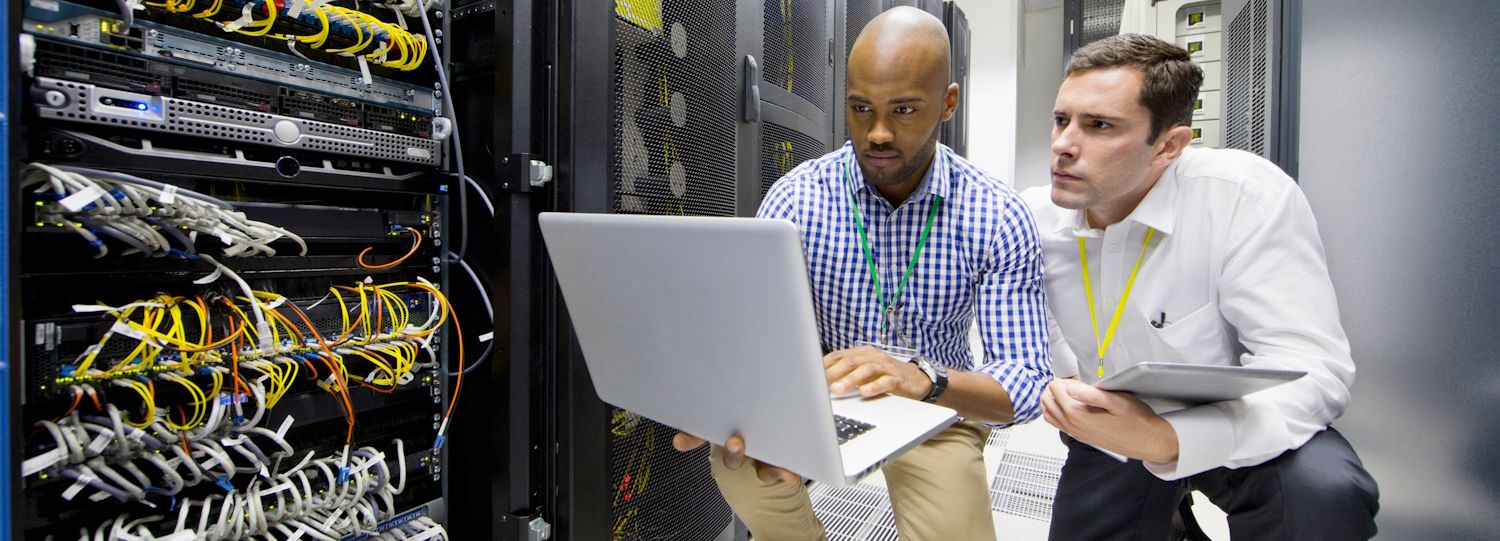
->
[674,7,1051,540]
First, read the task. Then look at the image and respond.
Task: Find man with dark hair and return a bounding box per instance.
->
[673,7,1051,540]
[1022,33,1380,539]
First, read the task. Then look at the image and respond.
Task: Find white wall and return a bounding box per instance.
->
[1013,5,1063,194]
[950,0,1020,184]
[1299,0,1500,537]
[947,0,1062,191]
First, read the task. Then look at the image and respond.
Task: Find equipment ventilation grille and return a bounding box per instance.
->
[612,0,740,218]
[1224,0,1269,157]
[764,0,831,113]
[760,122,826,198]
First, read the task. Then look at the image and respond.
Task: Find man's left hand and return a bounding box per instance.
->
[824,346,932,401]
[1040,379,1179,463]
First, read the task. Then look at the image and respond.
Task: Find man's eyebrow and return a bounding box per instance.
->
[890,97,927,105]
[1053,109,1127,123]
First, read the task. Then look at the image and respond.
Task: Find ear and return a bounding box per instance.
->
[1151,124,1193,169]
[942,82,960,122]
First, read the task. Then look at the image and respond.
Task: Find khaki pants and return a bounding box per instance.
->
[710,421,995,541]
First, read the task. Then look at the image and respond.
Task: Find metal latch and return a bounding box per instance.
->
[528,517,552,541]
[501,153,554,193]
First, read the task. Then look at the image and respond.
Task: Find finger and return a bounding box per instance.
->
[824,357,859,386]
[1063,380,1120,411]
[860,374,899,397]
[754,462,801,485]
[723,435,746,470]
[672,432,706,452]
[1040,388,1069,432]
[831,363,884,394]
[822,349,847,369]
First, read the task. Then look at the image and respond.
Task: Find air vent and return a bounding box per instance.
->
[764,0,831,113]
[612,0,739,217]
[761,122,825,197]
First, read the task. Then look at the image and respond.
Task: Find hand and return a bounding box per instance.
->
[672,432,801,484]
[1040,379,1180,463]
[823,346,933,401]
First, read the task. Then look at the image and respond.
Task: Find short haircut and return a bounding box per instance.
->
[1065,33,1204,143]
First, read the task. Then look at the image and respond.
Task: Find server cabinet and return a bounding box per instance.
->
[942,0,971,157]
[7,0,472,538]
[552,1,752,539]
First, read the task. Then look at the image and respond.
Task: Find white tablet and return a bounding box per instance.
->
[1094,363,1305,405]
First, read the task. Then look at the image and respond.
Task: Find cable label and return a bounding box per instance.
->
[276,415,296,440]
[109,320,148,341]
[61,472,95,500]
[159,184,178,205]
[59,186,102,212]
[86,433,112,454]
[21,448,67,477]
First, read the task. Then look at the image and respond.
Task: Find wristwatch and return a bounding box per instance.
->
[910,355,948,403]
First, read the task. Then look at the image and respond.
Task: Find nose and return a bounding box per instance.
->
[1051,122,1079,162]
[867,115,894,147]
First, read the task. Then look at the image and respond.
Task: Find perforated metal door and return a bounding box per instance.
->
[761,122,826,197]
[765,0,831,114]
[1224,0,1268,157]
[607,2,740,539]
[842,0,882,145]
[613,0,740,217]
[1080,0,1127,45]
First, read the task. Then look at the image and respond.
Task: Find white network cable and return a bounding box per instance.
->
[20,163,307,259]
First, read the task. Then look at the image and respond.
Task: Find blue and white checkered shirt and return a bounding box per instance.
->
[758,142,1052,425]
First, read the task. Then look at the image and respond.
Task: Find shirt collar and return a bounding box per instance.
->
[1053,152,1184,237]
[843,143,952,203]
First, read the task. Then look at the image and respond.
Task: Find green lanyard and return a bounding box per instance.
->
[843,155,943,336]
[1078,228,1155,378]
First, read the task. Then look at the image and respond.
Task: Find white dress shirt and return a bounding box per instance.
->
[1021,147,1355,480]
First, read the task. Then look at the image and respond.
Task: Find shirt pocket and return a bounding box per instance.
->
[1143,302,1233,365]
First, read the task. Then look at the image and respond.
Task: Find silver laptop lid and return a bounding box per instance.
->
[538,212,844,480]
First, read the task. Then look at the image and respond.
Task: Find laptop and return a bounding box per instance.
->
[538,212,958,487]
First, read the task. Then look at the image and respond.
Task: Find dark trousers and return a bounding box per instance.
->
[1048,428,1379,540]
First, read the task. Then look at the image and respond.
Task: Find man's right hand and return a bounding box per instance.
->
[672,432,801,484]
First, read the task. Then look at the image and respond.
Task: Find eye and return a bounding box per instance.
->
[852,104,872,114]
[1092,120,1112,130]
[1053,115,1068,128]
[894,106,916,115]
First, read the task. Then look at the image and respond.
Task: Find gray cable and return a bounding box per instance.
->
[415,1,471,260]
[448,257,493,376]
[52,165,234,210]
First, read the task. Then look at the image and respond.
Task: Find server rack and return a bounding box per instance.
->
[552,1,752,539]
[754,0,837,209]
[942,0,970,157]
[1222,0,1299,177]
[5,0,480,538]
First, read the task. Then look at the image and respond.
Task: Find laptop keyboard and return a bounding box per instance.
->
[833,415,876,445]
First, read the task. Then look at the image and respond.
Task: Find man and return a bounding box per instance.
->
[673,7,1051,540]
[1023,34,1380,539]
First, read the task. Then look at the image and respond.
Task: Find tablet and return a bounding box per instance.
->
[1094,363,1305,405]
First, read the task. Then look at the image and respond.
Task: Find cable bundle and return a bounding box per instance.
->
[22,280,464,538]
[146,0,431,71]
[56,435,448,540]
[21,164,307,259]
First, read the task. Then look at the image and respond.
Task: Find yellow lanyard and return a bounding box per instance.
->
[1078,228,1155,378]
